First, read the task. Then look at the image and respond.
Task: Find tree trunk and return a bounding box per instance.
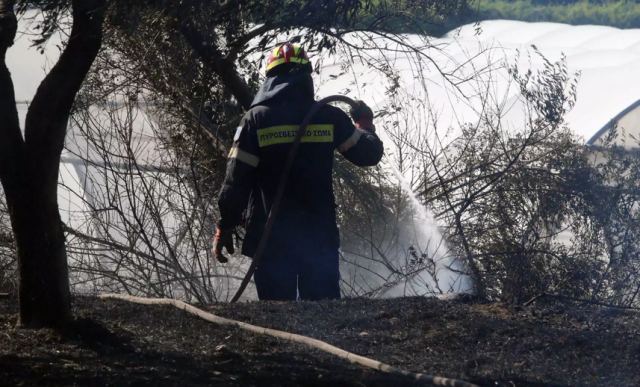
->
[6,169,71,327]
[0,0,106,328]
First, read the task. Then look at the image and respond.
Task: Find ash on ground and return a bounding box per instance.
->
[1,295,639,386]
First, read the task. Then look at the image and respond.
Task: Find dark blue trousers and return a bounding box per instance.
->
[254,247,341,301]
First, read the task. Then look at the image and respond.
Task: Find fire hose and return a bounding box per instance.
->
[230,95,360,303]
[100,293,479,387]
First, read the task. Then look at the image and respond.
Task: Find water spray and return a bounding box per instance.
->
[384,163,473,296]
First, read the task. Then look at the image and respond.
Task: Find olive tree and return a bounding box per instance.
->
[0,0,106,327]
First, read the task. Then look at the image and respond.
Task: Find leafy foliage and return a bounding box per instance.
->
[358,0,472,35]
[473,0,640,29]
[14,0,70,46]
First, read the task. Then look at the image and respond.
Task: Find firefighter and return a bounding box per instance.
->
[213,42,384,300]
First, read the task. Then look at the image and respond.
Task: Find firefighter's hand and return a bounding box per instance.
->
[349,100,375,132]
[212,226,234,263]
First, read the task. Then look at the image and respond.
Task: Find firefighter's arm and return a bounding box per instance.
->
[214,116,259,262]
[217,160,256,228]
[335,102,383,166]
[217,117,259,230]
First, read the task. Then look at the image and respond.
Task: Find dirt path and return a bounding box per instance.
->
[1,295,639,386]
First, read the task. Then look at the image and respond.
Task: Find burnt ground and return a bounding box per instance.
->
[1,295,639,386]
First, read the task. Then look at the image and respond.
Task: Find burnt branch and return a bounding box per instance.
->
[178,23,254,109]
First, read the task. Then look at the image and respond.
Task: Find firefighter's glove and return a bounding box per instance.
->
[212,226,234,263]
[349,100,375,132]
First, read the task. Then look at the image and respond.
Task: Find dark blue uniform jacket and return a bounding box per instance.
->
[217,72,384,257]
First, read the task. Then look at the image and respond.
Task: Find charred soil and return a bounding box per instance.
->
[1,295,639,386]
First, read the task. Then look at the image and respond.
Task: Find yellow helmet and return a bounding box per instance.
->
[266,42,311,76]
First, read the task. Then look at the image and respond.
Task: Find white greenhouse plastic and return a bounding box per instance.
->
[451,20,640,147]
[317,20,640,147]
